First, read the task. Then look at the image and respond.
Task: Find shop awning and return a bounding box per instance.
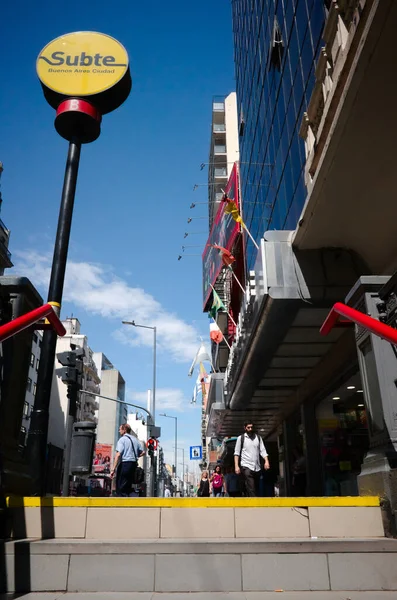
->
[206,233,364,439]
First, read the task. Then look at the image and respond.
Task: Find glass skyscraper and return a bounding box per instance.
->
[231,0,326,268]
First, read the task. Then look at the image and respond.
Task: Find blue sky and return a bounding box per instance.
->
[0,1,235,474]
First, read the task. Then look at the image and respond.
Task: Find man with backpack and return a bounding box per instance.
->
[110,423,144,496]
[234,421,270,497]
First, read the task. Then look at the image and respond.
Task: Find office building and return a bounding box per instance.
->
[0,162,13,274]
[204,0,397,518]
[48,318,99,449]
[20,331,42,449]
[94,352,127,452]
[208,93,240,228]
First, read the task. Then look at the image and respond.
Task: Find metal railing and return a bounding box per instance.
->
[0,236,11,261]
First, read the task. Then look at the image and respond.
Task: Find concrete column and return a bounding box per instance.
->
[282,414,301,496]
[301,402,323,496]
[346,276,397,535]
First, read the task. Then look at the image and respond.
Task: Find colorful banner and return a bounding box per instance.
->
[93,443,112,474]
[202,163,240,310]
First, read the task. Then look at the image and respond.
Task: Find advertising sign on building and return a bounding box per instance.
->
[202,163,240,310]
[93,443,112,474]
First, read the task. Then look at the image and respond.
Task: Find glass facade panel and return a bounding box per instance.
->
[232,0,326,269]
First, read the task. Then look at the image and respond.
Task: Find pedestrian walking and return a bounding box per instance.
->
[234,421,270,497]
[197,470,210,497]
[164,485,172,498]
[110,424,144,497]
[210,465,224,497]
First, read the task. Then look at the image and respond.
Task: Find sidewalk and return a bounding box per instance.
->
[2,593,397,599]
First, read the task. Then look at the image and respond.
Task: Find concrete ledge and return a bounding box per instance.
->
[6,496,381,508]
[3,540,397,593]
[328,553,397,591]
[160,508,235,538]
[85,508,160,540]
[2,593,397,599]
[309,506,384,538]
[242,553,330,591]
[6,503,385,541]
[235,507,310,538]
[10,507,87,539]
[4,554,69,593]
[5,537,397,554]
[67,555,154,592]
[155,554,242,592]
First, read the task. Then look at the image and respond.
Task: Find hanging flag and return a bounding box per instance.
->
[210,322,223,344]
[191,374,201,404]
[223,195,246,229]
[188,342,212,377]
[209,288,226,320]
[199,362,210,401]
[212,244,236,268]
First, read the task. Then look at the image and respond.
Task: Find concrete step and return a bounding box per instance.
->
[2,593,397,599]
[2,538,397,594]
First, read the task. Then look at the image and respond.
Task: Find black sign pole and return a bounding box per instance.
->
[29,139,81,495]
[32,31,131,496]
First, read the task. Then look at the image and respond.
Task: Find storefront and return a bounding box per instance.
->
[316,371,369,497]
[278,368,370,497]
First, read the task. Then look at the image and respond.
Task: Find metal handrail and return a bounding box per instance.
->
[0,303,66,342]
[320,301,397,345]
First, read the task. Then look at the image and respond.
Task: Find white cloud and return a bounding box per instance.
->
[128,387,187,412]
[13,251,201,363]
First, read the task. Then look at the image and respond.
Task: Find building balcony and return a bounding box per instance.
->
[213,167,227,178]
[213,144,226,154]
[83,390,99,406]
[213,123,226,133]
[84,378,100,394]
[0,236,12,268]
[0,218,9,237]
[296,0,397,274]
[212,101,225,112]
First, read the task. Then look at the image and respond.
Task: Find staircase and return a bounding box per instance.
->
[2,496,397,595]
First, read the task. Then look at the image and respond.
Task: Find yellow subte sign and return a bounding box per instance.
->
[37,31,129,97]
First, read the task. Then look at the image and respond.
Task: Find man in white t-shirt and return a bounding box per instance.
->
[234,421,270,497]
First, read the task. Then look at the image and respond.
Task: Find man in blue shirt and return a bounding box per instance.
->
[110,424,144,496]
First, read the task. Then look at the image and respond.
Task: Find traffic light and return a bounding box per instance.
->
[56,347,84,386]
[146,437,158,457]
[147,438,155,457]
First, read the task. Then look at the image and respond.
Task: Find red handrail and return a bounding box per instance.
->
[320,301,397,345]
[0,303,66,343]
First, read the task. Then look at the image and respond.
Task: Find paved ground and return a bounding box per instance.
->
[2,593,397,599]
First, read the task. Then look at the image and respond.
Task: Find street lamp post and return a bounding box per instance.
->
[122,320,157,497]
[159,413,178,482]
[122,320,157,423]
[176,447,184,493]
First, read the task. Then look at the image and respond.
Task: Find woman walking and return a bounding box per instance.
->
[198,471,210,497]
[210,465,225,497]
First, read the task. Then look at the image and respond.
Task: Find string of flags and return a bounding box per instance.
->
[222,193,259,250]
[187,177,260,395]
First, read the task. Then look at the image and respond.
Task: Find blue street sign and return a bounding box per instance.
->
[190,446,202,460]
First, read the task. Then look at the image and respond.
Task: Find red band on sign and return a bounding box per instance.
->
[56,99,102,122]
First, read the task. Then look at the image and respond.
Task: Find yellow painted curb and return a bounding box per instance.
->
[6,496,380,508]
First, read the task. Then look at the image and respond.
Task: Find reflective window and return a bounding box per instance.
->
[232,0,326,269]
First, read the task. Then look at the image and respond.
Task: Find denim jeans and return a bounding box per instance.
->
[213,488,223,497]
